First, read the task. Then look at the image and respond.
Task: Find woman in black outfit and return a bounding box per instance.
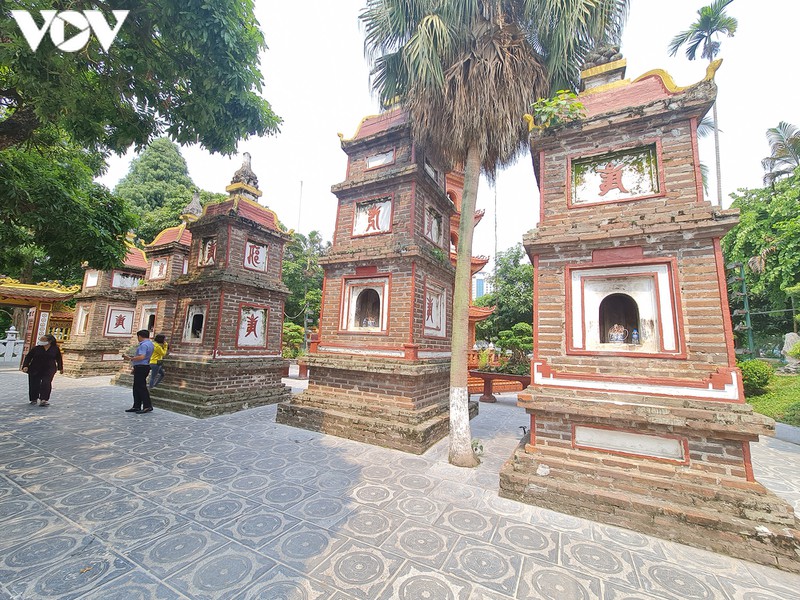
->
[21,334,63,407]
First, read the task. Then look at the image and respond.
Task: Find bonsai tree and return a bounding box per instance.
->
[282,322,305,359]
[494,322,533,375]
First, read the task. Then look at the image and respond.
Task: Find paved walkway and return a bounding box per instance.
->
[0,371,799,600]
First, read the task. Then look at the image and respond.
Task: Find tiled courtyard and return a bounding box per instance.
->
[1,370,799,600]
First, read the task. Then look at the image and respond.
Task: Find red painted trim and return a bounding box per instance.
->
[242,239,269,273]
[337,272,392,336]
[564,259,686,359]
[181,300,211,346]
[317,274,328,348]
[535,359,743,403]
[591,247,643,264]
[538,150,546,224]
[409,262,416,344]
[148,256,170,281]
[364,146,397,172]
[532,255,540,360]
[689,117,704,203]
[713,237,737,368]
[197,236,219,268]
[102,304,136,338]
[422,203,446,248]
[318,342,404,352]
[742,441,755,482]
[530,414,536,445]
[234,301,271,351]
[351,193,395,238]
[212,291,225,357]
[571,423,691,465]
[565,139,666,209]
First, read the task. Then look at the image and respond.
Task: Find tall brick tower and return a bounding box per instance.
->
[150,154,292,417]
[278,109,469,454]
[499,58,800,571]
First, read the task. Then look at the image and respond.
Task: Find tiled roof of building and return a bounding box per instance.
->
[203,197,280,232]
[148,224,192,248]
[123,246,149,271]
[344,108,409,142]
[0,280,78,301]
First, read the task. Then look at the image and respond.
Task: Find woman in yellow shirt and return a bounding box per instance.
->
[149,334,168,388]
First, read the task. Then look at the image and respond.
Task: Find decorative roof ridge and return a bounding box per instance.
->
[0,277,80,293]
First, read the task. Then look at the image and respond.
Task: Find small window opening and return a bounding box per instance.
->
[355,289,381,328]
[191,314,204,339]
[599,293,640,343]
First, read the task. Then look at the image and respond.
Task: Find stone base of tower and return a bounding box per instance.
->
[62,340,131,377]
[113,356,290,418]
[499,389,800,573]
[276,354,477,454]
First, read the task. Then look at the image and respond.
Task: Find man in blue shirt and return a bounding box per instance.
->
[122,329,155,414]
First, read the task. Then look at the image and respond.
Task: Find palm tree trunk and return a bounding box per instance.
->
[449,144,481,468]
[712,100,722,206]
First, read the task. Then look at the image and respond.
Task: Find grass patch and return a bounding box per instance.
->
[747,374,800,427]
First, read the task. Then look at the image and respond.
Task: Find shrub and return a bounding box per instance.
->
[782,402,800,427]
[739,360,775,396]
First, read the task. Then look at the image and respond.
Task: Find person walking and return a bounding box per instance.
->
[149,334,168,388]
[122,329,155,414]
[21,334,63,407]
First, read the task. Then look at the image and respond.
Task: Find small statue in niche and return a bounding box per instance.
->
[608,323,628,343]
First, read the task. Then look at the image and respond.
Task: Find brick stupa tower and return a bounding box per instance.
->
[499,58,800,571]
[277,109,472,453]
[148,154,292,417]
[62,243,148,376]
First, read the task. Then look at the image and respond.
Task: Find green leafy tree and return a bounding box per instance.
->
[282,231,329,329]
[668,0,737,206]
[282,322,305,358]
[0,0,280,153]
[762,122,800,187]
[0,127,137,281]
[361,0,627,467]
[722,170,799,350]
[114,138,225,243]
[475,244,533,341]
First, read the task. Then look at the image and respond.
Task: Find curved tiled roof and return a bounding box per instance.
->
[148,224,192,248]
[203,197,280,232]
[469,305,496,321]
[341,108,409,142]
[123,246,148,271]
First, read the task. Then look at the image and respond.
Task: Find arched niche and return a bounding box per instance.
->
[355,288,381,329]
[599,293,640,343]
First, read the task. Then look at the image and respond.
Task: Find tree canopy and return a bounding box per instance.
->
[0,128,136,283]
[475,244,533,341]
[762,122,800,187]
[0,0,280,154]
[722,169,800,312]
[114,138,225,243]
[282,231,329,329]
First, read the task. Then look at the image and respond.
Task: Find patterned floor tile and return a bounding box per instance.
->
[251,481,318,510]
[0,492,48,522]
[272,462,326,484]
[434,506,499,542]
[560,532,640,588]
[377,561,472,600]
[396,472,437,494]
[0,513,74,552]
[429,478,485,504]
[602,581,666,599]
[311,539,405,600]
[49,484,130,520]
[259,521,348,573]
[166,542,276,600]
[331,505,405,547]
[6,548,133,600]
[23,472,97,498]
[233,564,337,600]
[491,516,559,563]
[632,555,729,600]
[127,522,231,579]
[8,462,83,486]
[532,507,595,539]
[315,470,360,495]
[0,531,99,584]
[157,481,220,511]
[717,574,800,600]
[225,472,273,496]
[174,453,216,472]
[93,511,190,553]
[69,495,161,530]
[443,536,522,595]
[591,524,667,560]
[215,505,301,550]
[285,493,355,528]
[77,568,189,599]
[381,520,459,569]
[183,493,262,529]
[98,462,171,486]
[383,492,449,525]
[517,555,603,600]
[348,481,404,509]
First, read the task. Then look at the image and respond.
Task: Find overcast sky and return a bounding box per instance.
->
[99,1,799,266]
